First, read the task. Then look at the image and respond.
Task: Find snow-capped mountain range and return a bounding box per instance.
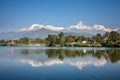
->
[0,21,119,40]
[19,24,64,31]
[19,21,119,32]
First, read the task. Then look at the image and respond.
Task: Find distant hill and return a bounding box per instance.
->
[0,21,119,40]
[0,28,93,40]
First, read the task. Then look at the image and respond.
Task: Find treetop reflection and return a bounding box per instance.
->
[18,49,120,63]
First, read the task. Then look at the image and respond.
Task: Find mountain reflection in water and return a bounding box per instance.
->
[5,48,119,70]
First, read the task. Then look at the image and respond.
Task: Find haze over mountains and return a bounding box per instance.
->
[0,21,119,40]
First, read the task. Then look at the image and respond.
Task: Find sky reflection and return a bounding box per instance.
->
[0,47,120,70]
[18,58,107,70]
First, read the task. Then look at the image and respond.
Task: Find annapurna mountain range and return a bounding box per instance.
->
[0,21,119,40]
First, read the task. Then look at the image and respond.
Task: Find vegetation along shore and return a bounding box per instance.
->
[0,31,120,47]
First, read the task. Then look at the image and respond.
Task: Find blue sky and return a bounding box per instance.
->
[0,0,120,32]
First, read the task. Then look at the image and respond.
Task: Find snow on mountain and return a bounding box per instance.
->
[19,24,64,31]
[0,21,119,40]
[68,21,119,32]
[18,21,119,33]
[68,21,91,30]
[93,25,119,32]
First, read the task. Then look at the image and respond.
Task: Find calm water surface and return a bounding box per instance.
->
[0,46,120,80]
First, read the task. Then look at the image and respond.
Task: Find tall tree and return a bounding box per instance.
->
[109,31,120,42]
[46,35,57,46]
[20,37,29,45]
[75,36,82,42]
[58,32,65,46]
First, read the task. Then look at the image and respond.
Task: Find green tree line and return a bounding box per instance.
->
[0,31,120,47]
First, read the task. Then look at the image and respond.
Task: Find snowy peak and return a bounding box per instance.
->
[45,25,64,31]
[1,21,119,40]
[19,21,119,33]
[93,25,119,32]
[19,24,64,31]
[68,21,119,32]
[69,21,91,30]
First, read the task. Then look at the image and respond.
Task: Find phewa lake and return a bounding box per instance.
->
[0,46,120,80]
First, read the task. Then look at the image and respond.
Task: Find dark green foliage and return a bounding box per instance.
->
[58,32,65,46]
[45,34,57,46]
[109,31,120,42]
[0,40,7,46]
[0,31,120,47]
[102,31,120,47]
[92,33,103,43]
[20,37,29,45]
[44,49,120,62]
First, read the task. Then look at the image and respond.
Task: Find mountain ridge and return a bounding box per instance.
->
[0,28,93,40]
[18,21,119,33]
[0,21,119,40]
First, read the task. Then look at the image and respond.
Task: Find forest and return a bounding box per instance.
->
[0,31,120,47]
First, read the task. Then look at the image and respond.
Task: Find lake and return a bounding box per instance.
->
[0,46,120,80]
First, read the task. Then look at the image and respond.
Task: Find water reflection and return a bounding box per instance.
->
[1,47,120,80]
[18,59,63,67]
[18,48,120,63]
[1,47,120,70]
[69,59,107,70]
[19,48,120,69]
[18,58,107,70]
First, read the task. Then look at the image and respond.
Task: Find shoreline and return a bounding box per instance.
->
[0,45,120,48]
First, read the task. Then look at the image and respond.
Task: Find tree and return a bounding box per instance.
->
[103,31,120,47]
[58,32,64,38]
[75,36,82,42]
[92,33,103,43]
[46,35,57,46]
[65,35,74,43]
[20,37,29,45]
[109,31,120,42]
[0,40,7,46]
[34,38,44,43]
[58,32,65,46]
[81,36,87,41]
